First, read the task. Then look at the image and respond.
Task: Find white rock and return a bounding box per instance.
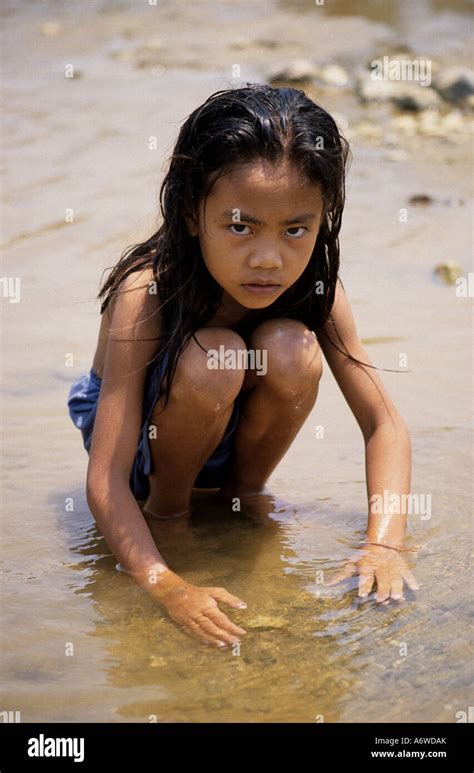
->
[267,59,319,84]
[318,64,349,87]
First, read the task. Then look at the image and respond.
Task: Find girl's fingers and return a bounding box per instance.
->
[186,619,226,647]
[195,614,240,646]
[401,567,420,591]
[205,607,246,637]
[390,575,405,601]
[358,570,375,597]
[325,561,357,586]
[210,587,247,609]
[374,570,391,603]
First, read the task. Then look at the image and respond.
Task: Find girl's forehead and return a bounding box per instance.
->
[209,161,323,204]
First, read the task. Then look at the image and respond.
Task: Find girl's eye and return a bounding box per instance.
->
[229,224,308,238]
[286,226,307,238]
[229,223,251,235]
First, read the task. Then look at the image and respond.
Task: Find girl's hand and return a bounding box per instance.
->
[325,544,420,603]
[160,582,248,648]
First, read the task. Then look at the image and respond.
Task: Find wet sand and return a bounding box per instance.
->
[0,0,472,722]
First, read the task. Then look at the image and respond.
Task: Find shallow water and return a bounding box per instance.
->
[1,0,472,722]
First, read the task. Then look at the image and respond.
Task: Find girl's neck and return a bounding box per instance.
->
[205,291,252,330]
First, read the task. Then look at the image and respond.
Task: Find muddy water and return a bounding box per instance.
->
[0,0,472,722]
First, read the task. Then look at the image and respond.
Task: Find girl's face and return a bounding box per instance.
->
[186,159,325,319]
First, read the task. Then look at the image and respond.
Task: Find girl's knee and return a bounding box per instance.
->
[172,327,247,404]
[249,318,322,393]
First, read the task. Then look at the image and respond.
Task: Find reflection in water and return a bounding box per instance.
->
[68,491,424,722]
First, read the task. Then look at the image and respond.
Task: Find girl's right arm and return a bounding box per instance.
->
[85,267,247,647]
[86,267,183,595]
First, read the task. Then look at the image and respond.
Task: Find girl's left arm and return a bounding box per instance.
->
[316,278,419,601]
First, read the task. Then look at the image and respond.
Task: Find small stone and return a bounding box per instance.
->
[440,110,464,131]
[267,59,319,85]
[354,121,383,142]
[408,194,433,206]
[433,261,464,285]
[391,85,441,112]
[245,615,288,631]
[390,114,418,135]
[318,64,349,87]
[110,49,134,62]
[149,655,167,668]
[385,149,409,162]
[356,75,395,104]
[434,66,474,103]
[255,38,278,50]
[230,37,252,50]
[357,73,441,111]
[40,21,61,37]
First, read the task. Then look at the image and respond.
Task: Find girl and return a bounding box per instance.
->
[68,83,419,650]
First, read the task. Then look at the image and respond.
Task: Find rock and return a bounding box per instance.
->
[416,108,443,136]
[356,75,396,103]
[230,37,252,50]
[245,615,288,631]
[433,261,464,285]
[267,60,319,85]
[408,194,434,206]
[357,70,441,111]
[434,67,474,103]
[391,85,441,112]
[149,655,167,668]
[255,38,279,50]
[414,108,468,141]
[317,64,350,87]
[354,121,383,143]
[131,41,166,70]
[390,114,418,136]
[384,149,409,162]
[40,21,61,37]
[110,49,134,63]
[440,110,464,131]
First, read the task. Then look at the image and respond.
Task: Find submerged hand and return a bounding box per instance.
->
[160,582,248,648]
[325,544,420,603]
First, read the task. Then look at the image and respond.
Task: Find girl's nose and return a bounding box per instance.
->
[248,250,283,270]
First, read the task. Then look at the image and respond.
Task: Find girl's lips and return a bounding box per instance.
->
[241,283,281,295]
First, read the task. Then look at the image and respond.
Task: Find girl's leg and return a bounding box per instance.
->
[222,318,323,496]
[143,327,246,519]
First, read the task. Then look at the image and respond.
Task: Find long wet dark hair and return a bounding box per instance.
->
[97,83,392,413]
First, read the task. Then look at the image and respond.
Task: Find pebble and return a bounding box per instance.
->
[317,64,350,87]
[434,66,474,103]
[245,615,288,631]
[267,59,319,85]
[40,22,61,37]
[433,261,464,285]
[357,76,441,111]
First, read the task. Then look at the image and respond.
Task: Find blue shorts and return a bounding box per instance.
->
[67,351,241,501]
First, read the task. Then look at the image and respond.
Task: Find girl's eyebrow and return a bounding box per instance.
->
[220,210,318,226]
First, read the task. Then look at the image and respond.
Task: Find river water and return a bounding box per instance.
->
[1,0,472,722]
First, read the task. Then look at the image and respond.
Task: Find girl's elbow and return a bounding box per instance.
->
[86,463,129,507]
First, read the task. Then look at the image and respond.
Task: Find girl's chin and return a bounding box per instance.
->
[237,295,280,310]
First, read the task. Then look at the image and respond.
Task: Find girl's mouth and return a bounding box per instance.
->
[241,283,281,295]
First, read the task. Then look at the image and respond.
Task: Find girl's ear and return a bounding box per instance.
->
[185,215,199,237]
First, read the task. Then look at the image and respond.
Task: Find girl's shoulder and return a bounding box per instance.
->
[92,264,162,379]
[105,262,157,320]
